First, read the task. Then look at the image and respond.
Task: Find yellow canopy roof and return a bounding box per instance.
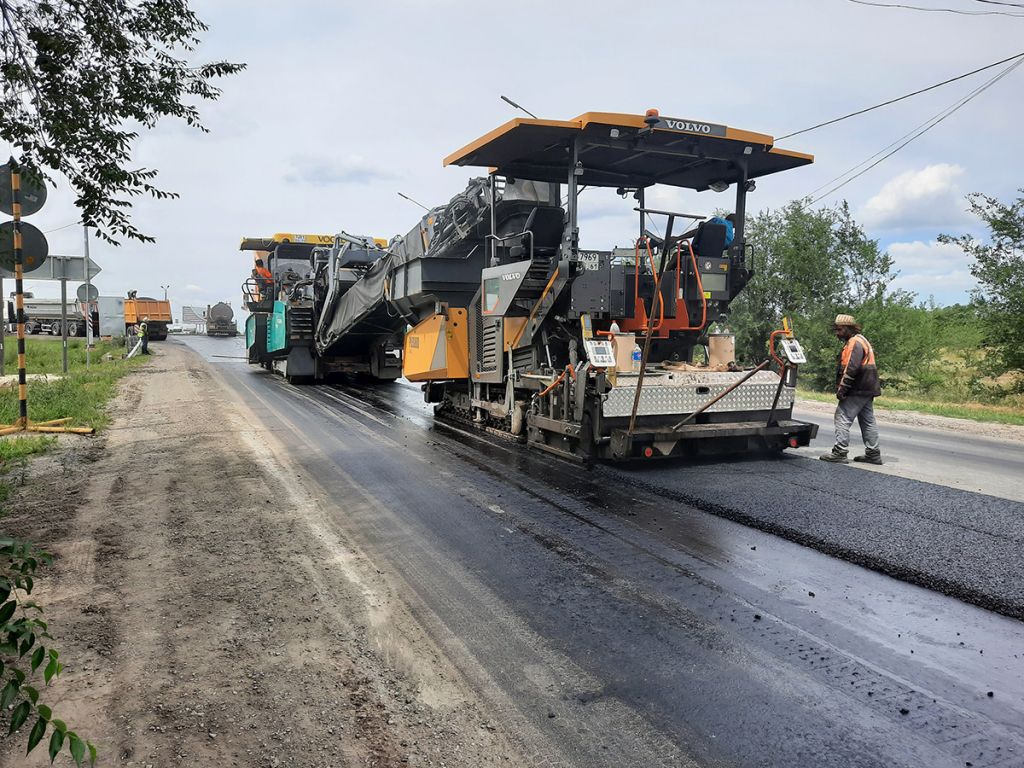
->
[444,111,813,191]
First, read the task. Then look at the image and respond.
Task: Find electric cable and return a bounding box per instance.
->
[802,58,1016,200]
[777,50,1024,140]
[806,56,1024,204]
[846,0,1024,15]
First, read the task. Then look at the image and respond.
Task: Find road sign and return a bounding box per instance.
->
[76,283,99,302]
[0,163,47,217]
[0,253,100,281]
[181,306,205,324]
[0,221,49,273]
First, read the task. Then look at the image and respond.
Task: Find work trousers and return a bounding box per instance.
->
[833,394,879,453]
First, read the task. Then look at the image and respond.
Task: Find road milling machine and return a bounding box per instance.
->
[241,233,404,382]
[243,109,820,460]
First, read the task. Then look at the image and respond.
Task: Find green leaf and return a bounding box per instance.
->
[0,601,17,625]
[69,734,85,767]
[31,645,45,672]
[0,679,19,709]
[87,741,97,766]
[23,684,38,704]
[24,576,33,594]
[51,719,67,734]
[8,700,30,734]
[37,703,52,721]
[44,657,58,684]
[27,716,46,754]
[47,729,64,763]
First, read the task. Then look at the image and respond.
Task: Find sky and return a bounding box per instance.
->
[6,0,1023,313]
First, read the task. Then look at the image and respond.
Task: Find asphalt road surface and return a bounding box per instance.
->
[179,335,1024,768]
[791,405,1024,503]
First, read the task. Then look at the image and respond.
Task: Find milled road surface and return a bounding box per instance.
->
[182,335,1024,768]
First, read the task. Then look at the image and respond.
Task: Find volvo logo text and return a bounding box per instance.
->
[663,119,714,134]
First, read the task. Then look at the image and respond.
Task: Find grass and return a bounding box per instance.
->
[797,388,1024,427]
[0,337,147,432]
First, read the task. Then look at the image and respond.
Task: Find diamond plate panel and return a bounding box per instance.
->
[603,370,794,418]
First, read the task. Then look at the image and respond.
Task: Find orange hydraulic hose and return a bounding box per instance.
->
[538,364,576,398]
[768,329,789,369]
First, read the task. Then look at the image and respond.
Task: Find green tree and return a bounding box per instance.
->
[939,190,1024,386]
[728,200,935,391]
[0,0,244,242]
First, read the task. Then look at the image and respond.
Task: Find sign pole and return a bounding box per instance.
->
[0,160,92,436]
[0,274,4,377]
[83,225,92,368]
[60,269,68,374]
[10,159,28,427]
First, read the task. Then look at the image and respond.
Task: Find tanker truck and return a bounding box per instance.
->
[206,302,238,337]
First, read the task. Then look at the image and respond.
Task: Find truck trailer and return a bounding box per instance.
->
[206,302,238,337]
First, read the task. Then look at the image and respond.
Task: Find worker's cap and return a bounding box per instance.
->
[833,313,858,328]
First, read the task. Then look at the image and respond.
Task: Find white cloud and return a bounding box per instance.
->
[283,154,398,187]
[886,239,975,302]
[860,164,972,231]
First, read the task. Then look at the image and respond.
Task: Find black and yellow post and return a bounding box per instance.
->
[0,158,93,436]
[12,159,28,428]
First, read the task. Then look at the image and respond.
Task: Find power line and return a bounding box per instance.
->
[44,220,82,234]
[846,0,1024,15]
[974,0,1024,7]
[777,50,1024,140]
[806,56,1024,205]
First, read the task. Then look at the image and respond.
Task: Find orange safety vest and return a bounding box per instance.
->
[840,334,875,370]
[837,334,881,397]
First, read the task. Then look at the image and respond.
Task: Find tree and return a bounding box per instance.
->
[939,190,1024,385]
[727,200,911,389]
[0,0,244,242]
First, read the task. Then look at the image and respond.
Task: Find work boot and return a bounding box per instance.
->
[819,448,849,463]
[854,448,883,465]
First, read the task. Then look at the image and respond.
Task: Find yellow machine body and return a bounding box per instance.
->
[404,309,469,382]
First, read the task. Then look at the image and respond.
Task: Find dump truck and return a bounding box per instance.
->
[244,109,820,460]
[206,302,238,337]
[125,296,171,340]
[6,297,88,336]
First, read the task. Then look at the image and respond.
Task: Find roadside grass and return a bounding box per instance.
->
[797,388,1024,427]
[0,337,146,432]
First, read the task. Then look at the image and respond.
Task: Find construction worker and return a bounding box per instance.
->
[251,258,273,302]
[820,314,882,464]
[137,316,150,355]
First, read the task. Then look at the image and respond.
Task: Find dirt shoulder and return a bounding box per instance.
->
[0,343,521,767]
[795,396,1024,442]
